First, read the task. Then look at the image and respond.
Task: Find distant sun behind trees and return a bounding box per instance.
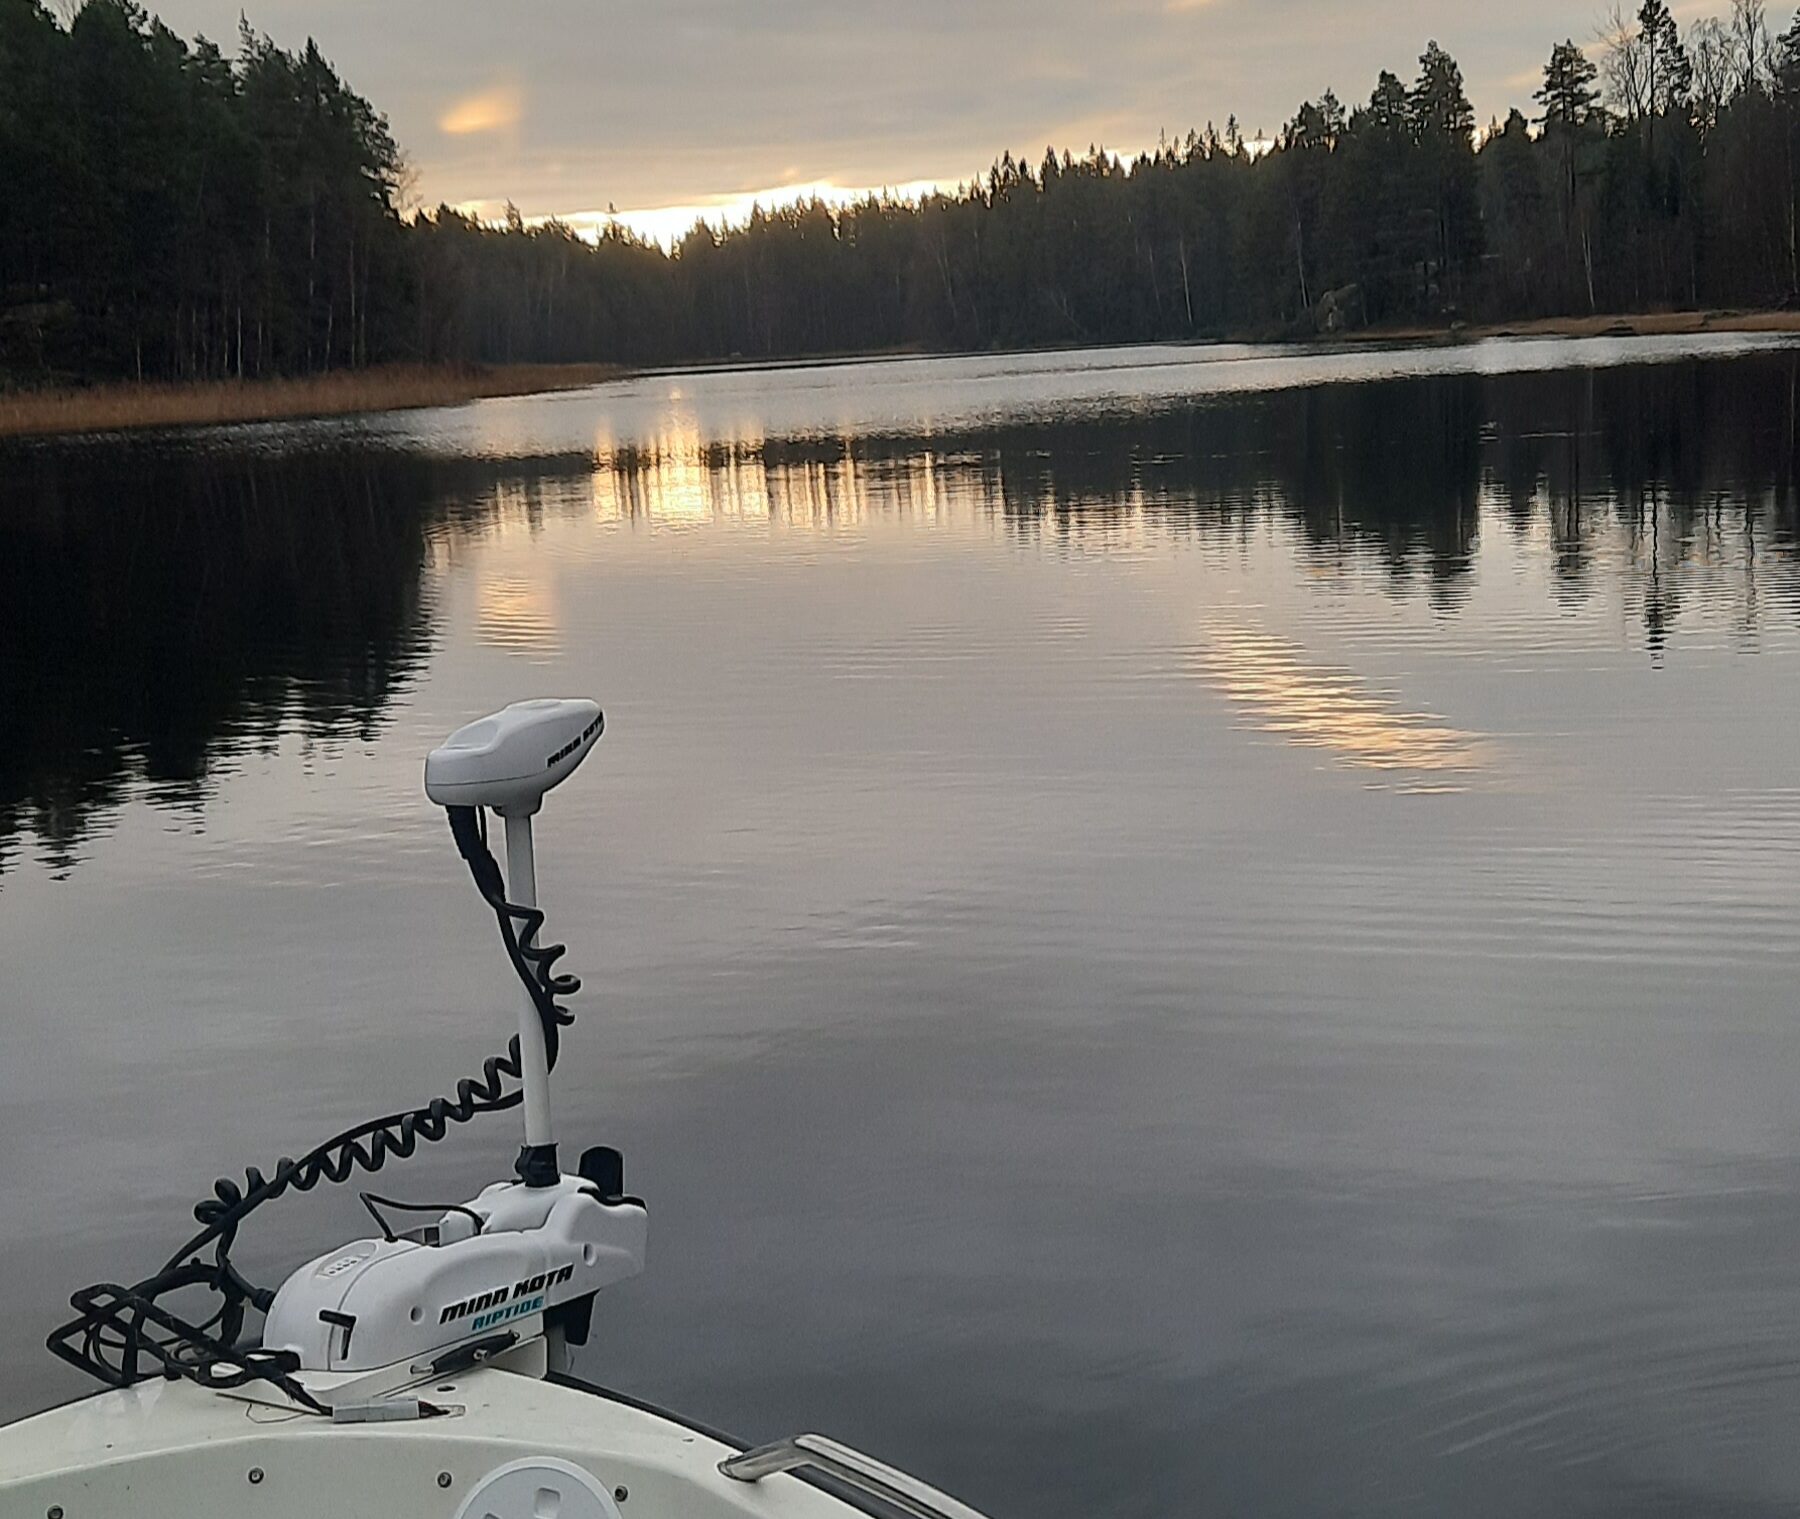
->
[1,0,1798,385]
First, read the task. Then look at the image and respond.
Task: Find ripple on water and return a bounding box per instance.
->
[1182,616,1492,792]
[475,573,561,657]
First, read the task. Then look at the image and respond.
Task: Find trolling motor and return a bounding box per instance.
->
[49,699,645,1410]
[429,697,609,1190]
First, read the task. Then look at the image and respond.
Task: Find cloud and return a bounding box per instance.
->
[439,84,522,137]
[147,0,1659,228]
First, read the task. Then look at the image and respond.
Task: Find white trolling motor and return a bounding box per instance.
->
[259,699,643,1391]
[47,697,644,1414]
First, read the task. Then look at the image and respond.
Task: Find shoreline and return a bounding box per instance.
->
[614,309,1800,382]
[4,311,1797,440]
[1340,308,1800,345]
[0,363,624,441]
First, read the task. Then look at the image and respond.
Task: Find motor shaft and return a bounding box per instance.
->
[503,808,557,1181]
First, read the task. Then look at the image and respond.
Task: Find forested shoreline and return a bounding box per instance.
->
[3,0,1800,386]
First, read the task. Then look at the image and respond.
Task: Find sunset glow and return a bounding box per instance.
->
[439,85,523,137]
[457,176,959,247]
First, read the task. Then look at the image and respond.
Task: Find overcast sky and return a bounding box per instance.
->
[145,0,1752,239]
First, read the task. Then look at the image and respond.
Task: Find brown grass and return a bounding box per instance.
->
[0,362,626,440]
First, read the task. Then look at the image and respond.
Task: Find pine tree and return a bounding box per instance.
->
[1535,40,1605,312]
[1411,40,1476,144]
[1410,41,1480,308]
[1537,40,1602,131]
[1639,0,1694,118]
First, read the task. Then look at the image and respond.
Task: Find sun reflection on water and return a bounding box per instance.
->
[585,424,967,531]
[476,571,560,656]
[1192,619,1488,791]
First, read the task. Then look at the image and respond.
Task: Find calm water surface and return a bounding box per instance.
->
[4,335,1800,1517]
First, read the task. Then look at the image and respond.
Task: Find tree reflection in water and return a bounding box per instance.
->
[3,350,1795,873]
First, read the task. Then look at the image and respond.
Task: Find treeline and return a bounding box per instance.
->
[0,0,408,379]
[4,0,1800,382]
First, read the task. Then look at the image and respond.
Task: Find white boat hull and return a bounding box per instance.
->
[0,1364,945,1518]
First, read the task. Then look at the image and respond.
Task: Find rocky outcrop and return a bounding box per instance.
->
[1315,284,1365,334]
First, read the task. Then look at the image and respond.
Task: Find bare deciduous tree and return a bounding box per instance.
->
[1598,3,1650,120]
[1729,0,1771,94]
[1690,17,1735,131]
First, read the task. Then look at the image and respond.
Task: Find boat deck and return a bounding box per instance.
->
[0,1365,890,1518]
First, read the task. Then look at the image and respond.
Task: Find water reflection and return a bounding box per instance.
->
[590,357,1798,632]
[814,366,1780,639]
[1191,621,1488,791]
[2,347,1796,874]
[477,572,562,656]
[0,441,593,874]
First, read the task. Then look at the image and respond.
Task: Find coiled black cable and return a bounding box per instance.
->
[47,803,579,1410]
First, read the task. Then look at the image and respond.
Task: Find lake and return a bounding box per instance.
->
[3,334,1800,1518]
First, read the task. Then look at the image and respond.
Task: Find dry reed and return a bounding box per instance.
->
[0,363,623,440]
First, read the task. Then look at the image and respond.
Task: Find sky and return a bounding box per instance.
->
[144,0,1755,243]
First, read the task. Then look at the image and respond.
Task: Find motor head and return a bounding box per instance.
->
[424,698,603,816]
[261,1175,647,1380]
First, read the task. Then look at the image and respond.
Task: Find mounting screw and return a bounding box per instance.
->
[437,1471,453,1489]
[248,1466,265,1484]
[47,1507,64,1519]
[614,1485,629,1502]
